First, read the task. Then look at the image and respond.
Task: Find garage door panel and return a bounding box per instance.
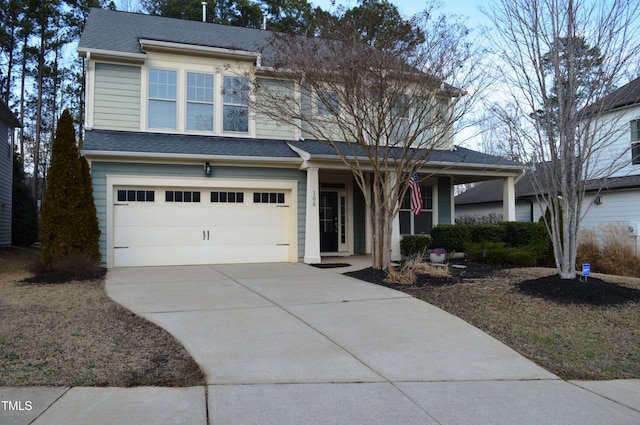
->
[211,225,289,245]
[115,225,208,247]
[113,185,293,267]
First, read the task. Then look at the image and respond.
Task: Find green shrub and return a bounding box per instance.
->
[430,224,470,252]
[400,235,431,257]
[500,221,549,247]
[465,241,539,266]
[468,224,505,243]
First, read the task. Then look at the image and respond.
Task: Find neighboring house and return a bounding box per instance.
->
[456,75,640,248]
[78,8,522,268]
[0,100,22,246]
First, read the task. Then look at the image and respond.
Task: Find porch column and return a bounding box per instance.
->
[503,176,516,222]
[364,173,372,254]
[390,172,402,262]
[304,167,321,264]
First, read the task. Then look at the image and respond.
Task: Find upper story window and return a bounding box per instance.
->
[317,90,340,116]
[223,76,249,133]
[148,69,177,129]
[632,119,640,165]
[186,72,214,131]
[392,94,410,119]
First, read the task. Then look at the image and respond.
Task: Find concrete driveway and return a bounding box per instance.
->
[11,262,638,425]
[101,262,640,424]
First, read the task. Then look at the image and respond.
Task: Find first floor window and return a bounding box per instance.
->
[148,69,177,129]
[223,76,249,132]
[399,185,433,235]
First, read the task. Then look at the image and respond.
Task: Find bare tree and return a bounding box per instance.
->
[254,2,484,270]
[483,0,640,279]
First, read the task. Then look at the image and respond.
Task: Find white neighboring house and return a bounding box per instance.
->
[0,100,22,246]
[456,75,640,251]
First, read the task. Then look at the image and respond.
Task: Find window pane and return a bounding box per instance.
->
[220,192,227,202]
[223,105,248,132]
[228,192,236,203]
[223,76,249,105]
[137,190,145,201]
[117,190,126,202]
[318,91,339,115]
[269,193,277,203]
[146,191,155,202]
[149,99,176,129]
[277,193,285,203]
[237,192,244,203]
[127,190,135,201]
[254,193,261,203]
[166,191,174,202]
[399,211,411,235]
[187,103,213,131]
[187,73,213,102]
[193,192,200,202]
[414,212,432,234]
[632,120,640,142]
[149,69,176,100]
[633,143,640,165]
[175,191,183,202]
[184,191,192,202]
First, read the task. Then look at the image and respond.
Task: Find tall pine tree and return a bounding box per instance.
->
[39,109,100,270]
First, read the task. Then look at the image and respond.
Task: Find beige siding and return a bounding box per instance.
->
[94,63,141,131]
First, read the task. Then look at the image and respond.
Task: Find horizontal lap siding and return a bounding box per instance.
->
[93,63,141,131]
[90,162,306,261]
[0,121,11,245]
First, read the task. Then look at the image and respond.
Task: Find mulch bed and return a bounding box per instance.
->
[346,262,640,307]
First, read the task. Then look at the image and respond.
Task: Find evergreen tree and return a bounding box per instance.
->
[11,146,38,247]
[39,109,100,269]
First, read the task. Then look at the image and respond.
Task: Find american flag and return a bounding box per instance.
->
[408,173,423,215]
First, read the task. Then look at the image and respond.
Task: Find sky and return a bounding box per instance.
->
[310,0,490,30]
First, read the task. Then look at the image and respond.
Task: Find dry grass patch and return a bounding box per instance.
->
[0,247,205,387]
[415,267,640,380]
[385,259,450,284]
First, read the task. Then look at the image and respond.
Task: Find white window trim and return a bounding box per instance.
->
[142,65,255,137]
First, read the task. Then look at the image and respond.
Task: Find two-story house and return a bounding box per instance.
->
[78,8,522,268]
[0,100,22,246]
[456,75,640,248]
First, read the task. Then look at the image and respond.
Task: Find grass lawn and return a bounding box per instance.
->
[348,265,640,381]
[0,247,205,387]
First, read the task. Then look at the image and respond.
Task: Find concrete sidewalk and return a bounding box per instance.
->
[2,261,639,424]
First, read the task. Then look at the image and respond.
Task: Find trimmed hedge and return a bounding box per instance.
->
[400,235,431,256]
[430,224,470,252]
[427,222,551,265]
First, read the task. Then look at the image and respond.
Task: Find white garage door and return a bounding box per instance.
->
[113,186,292,267]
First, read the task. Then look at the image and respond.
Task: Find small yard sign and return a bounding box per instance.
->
[581,263,590,282]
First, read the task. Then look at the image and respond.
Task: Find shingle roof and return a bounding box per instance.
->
[84,129,523,171]
[455,167,640,205]
[78,8,275,63]
[83,130,302,159]
[581,75,640,116]
[289,140,521,167]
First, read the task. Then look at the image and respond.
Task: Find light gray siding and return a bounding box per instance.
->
[0,120,11,245]
[256,78,297,140]
[94,63,141,131]
[90,161,306,260]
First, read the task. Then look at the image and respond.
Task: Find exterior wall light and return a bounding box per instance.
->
[204,162,212,176]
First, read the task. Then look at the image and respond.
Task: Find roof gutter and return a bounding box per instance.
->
[81,149,303,167]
